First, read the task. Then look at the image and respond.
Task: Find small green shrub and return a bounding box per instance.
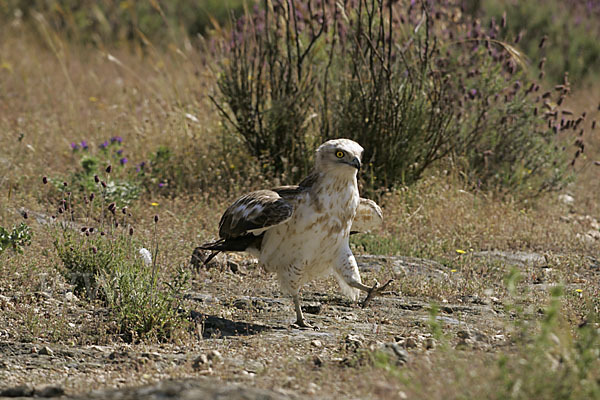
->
[0,222,32,256]
[52,138,140,206]
[47,174,189,342]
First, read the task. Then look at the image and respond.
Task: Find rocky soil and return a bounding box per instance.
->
[1,251,596,399]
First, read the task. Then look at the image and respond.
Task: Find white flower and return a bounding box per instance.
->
[138,248,152,266]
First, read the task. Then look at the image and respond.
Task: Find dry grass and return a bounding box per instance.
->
[0,18,599,400]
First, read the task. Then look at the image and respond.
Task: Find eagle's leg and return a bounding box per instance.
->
[291,294,317,330]
[345,279,394,308]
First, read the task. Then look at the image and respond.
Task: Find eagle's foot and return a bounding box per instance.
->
[361,279,394,308]
[291,319,320,331]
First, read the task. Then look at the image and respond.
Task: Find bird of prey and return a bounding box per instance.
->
[199,139,391,328]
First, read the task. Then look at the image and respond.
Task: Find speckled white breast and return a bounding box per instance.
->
[258,175,359,293]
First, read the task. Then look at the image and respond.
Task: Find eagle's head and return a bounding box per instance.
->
[315,138,364,174]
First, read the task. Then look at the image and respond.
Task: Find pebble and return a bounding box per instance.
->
[65,291,78,302]
[404,337,418,348]
[39,346,54,356]
[207,350,222,362]
[310,339,322,348]
[424,338,435,350]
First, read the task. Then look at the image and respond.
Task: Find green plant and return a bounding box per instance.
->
[47,172,189,342]
[52,138,141,206]
[0,222,32,255]
[213,0,577,196]
[469,0,600,85]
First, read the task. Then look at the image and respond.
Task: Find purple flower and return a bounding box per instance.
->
[116,149,123,156]
[120,157,128,165]
[70,142,79,150]
[158,182,165,188]
[80,140,88,150]
[100,141,109,149]
[136,161,146,173]
[111,136,123,144]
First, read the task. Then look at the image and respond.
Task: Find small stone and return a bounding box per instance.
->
[344,334,364,351]
[404,337,418,348]
[192,354,209,370]
[310,339,322,348]
[65,291,78,302]
[39,346,54,356]
[207,350,222,362]
[558,194,574,205]
[36,385,64,398]
[457,330,471,339]
[424,338,435,349]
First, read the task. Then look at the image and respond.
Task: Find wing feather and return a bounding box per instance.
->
[218,190,294,239]
[351,198,383,234]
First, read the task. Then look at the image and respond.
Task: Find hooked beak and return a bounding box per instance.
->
[348,157,361,170]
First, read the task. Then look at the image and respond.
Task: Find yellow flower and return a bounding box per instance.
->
[451,269,457,273]
[89,96,98,102]
[575,289,583,293]
[150,202,159,207]
[456,249,466,254]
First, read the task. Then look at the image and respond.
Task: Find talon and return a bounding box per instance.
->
[291,321,318,330]
[361,279,394,308]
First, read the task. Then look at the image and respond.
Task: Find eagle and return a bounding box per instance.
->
[199,139,391,328]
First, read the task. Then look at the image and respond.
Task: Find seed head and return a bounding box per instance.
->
[63,181,68,187]
[94,175,100,183]
[129,227,134,236]
[154,215,159,223]
[122,207,127,214]
[42,176,48,184]
[89,193,95,201]
[81,227,87,232]
[106,165,112,173]
[92,246,97,254]
[58,207,64,214]
[22,211,28,219]
[101,181,107,188]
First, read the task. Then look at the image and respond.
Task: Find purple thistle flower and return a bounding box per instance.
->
[111,136,123,144]
[158,182,165,188]
[80,140,88,150]
[116,149,123,156]
[70,142,79,150]
[100,141,109,149]
[120,157,128,165]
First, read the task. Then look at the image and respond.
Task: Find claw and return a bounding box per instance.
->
[361,279,394,308]
[291,320,319,331]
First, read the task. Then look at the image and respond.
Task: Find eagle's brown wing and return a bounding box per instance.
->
[218,190,295,239]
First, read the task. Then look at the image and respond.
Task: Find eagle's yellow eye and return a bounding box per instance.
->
[335,151,345,158]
